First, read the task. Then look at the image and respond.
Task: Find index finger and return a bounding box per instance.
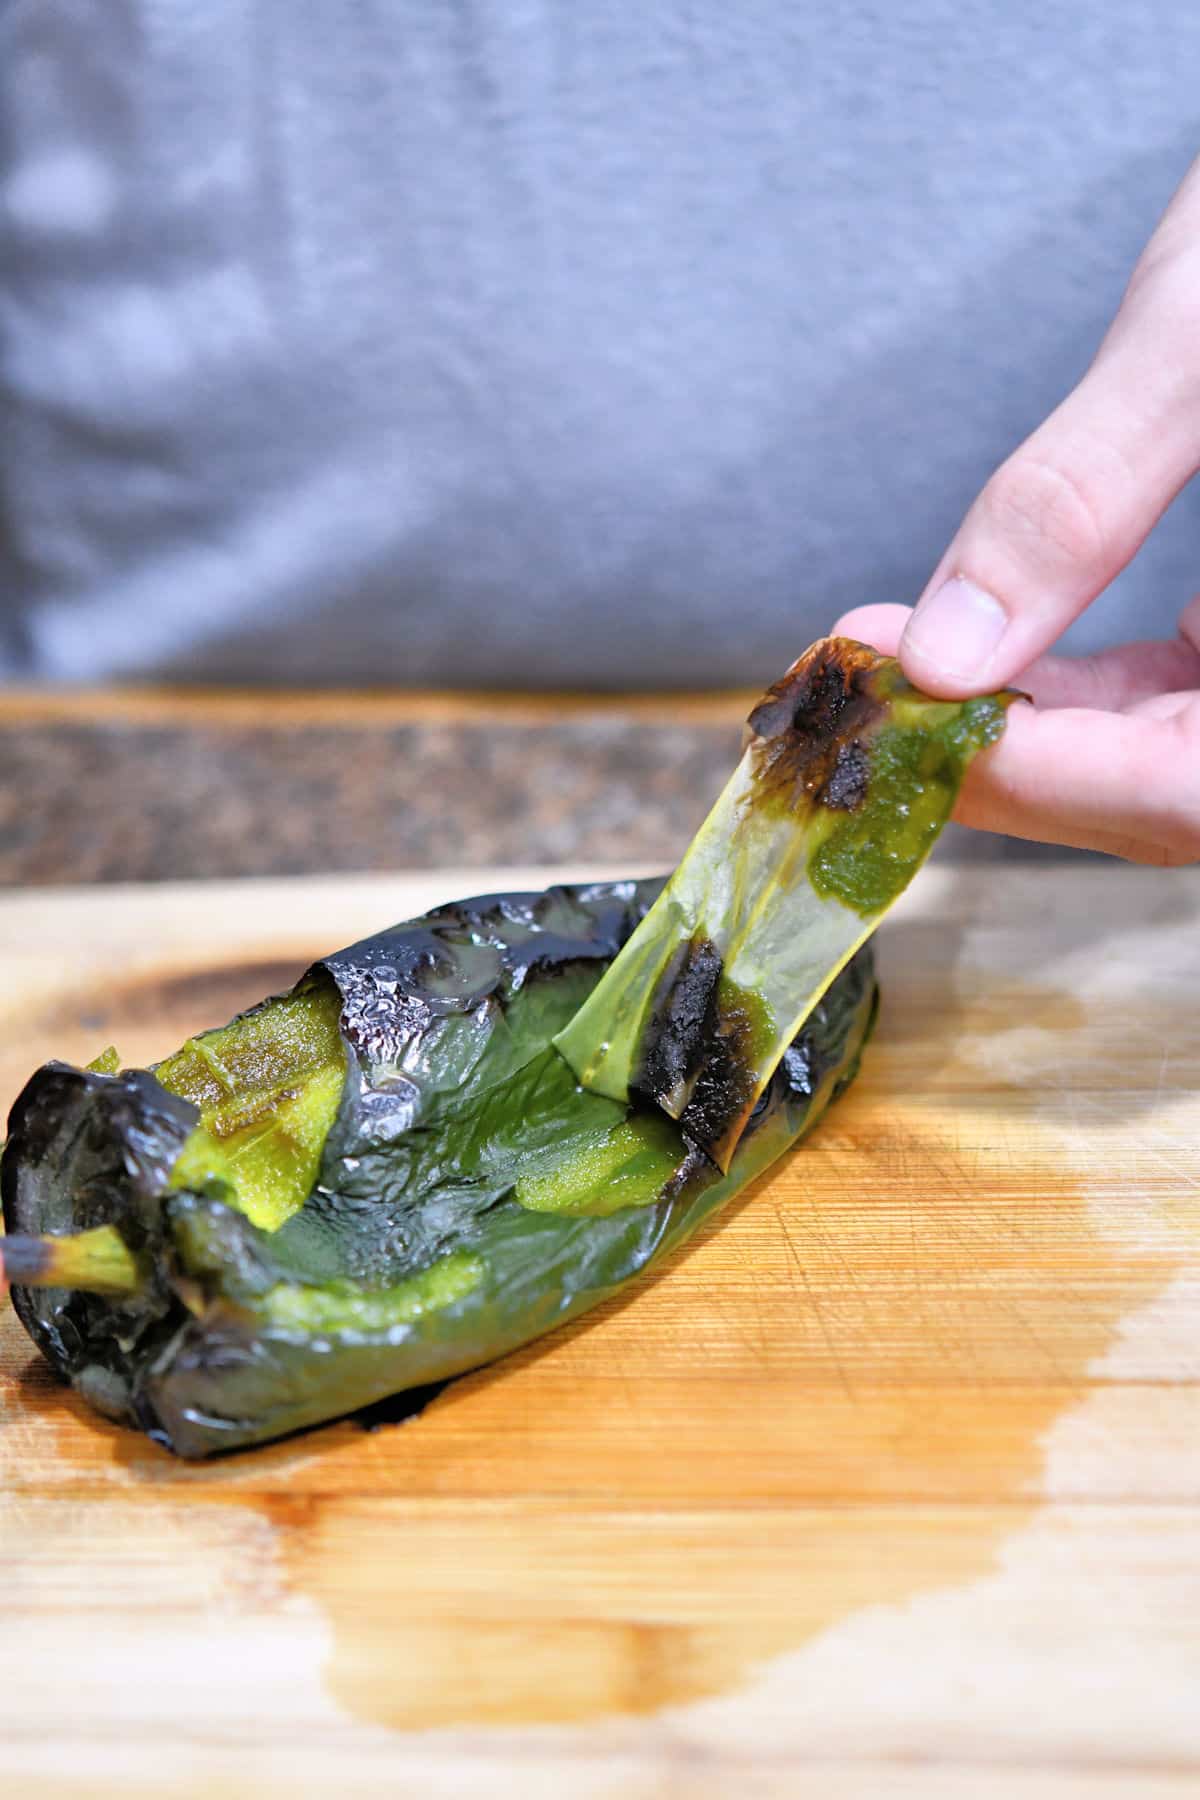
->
[952,700,1200,863]
[899,156,1200,699]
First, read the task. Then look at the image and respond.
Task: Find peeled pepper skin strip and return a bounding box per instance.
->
[1,641,1007,1458]
[555,636,1014,1170]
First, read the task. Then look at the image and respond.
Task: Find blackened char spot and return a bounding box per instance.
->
[355,1379,447,1432]
[820,740,869,811]
[632,936,724,1115]
[745,637,888,817]
[676,998,761,1167]
[629,936,771,1169]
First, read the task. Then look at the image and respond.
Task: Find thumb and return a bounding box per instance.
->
[900,157,1200,699]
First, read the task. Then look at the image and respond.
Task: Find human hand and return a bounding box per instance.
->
[836,157,1200,865]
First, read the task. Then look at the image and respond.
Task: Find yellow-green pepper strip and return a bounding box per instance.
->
[155,979,347,1232]
[0,1223,144,1296]
[258,1251,483,1335]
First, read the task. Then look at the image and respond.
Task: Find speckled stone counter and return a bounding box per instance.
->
[1,687,1089,885]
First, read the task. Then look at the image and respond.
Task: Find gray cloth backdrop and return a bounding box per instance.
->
[1,2,1197,688]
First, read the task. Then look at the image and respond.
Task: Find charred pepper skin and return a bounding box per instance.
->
[3,882,876,1457]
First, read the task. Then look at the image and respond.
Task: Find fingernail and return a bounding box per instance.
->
[902,575,1008,681]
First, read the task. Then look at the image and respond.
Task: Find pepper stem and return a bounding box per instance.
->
[0,1225,145,1296]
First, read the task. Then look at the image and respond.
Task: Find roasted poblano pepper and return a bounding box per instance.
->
[1,640,1010,1456]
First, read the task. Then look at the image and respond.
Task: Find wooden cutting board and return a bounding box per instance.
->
[2,862,1198,1799]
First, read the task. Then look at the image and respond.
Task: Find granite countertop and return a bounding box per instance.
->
[1,687,1088,885]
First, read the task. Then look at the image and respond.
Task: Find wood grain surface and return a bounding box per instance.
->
[1,862,1198,1798]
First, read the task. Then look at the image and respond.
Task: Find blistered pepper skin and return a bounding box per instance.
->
[3,882,876,1457]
